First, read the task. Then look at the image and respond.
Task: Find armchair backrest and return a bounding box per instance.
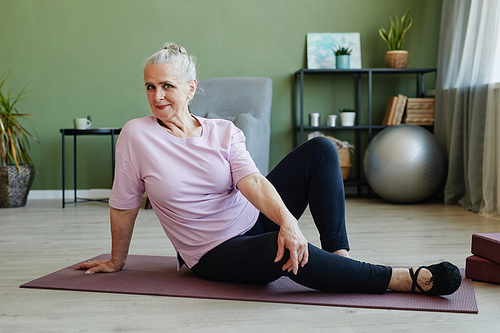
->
[189,77,272,175]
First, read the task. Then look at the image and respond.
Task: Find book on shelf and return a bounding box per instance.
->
[404,97,435,125]
[382,96,398,126]
[405,116,434,122]
[407,97,435,108]
[404,118,435,125]
[392,94,408,125]
[407,104,435,110]
[405,108,435,115]
[405,118,434,124]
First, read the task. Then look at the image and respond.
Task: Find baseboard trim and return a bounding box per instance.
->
[28,189,112,200]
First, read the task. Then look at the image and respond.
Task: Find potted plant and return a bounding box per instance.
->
[0,72,39,208]
[333,46,352,69]
[339,108,356,127]
[378,8,413,68]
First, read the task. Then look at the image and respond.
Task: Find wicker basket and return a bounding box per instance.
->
[0,165,35,208]
[385,50,409,69]
[337,148,352,181]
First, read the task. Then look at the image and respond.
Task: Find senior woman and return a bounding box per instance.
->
[77,43,461,296]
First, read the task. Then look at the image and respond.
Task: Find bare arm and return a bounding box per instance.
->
[237,173,308,275]
[75,206,140,274]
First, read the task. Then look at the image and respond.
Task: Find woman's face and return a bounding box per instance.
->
[144,62,197,121]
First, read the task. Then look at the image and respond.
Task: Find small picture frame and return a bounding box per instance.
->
[307,33,362,69]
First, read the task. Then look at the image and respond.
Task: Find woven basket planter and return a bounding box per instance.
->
[0,165,35,208]
[385,50,409,68]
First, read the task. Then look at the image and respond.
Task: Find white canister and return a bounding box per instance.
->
[309,113,320,127]
[327,115,337,127]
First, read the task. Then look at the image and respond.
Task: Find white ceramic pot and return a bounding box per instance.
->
[340,112,356,126]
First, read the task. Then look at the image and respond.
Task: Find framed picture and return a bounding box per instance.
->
[307,33,362,69]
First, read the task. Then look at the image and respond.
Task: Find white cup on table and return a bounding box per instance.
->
[73,118,92,130]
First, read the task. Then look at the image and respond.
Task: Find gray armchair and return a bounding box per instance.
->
[189,77,272,175]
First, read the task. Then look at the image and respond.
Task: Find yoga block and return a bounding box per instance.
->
[471,233,500,264]
[466,255,500,284]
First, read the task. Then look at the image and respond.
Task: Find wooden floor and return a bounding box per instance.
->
[1,198,500,332]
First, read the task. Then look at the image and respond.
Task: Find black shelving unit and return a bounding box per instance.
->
[293,68,437,193]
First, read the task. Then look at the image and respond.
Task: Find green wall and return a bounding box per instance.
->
[0,0,442,190]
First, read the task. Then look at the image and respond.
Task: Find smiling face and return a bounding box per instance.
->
[144,62,197,122]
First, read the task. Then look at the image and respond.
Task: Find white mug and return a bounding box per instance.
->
[74,118,92,130]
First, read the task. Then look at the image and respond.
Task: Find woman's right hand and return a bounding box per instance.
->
[75,259,123,275]
[275,219,309,275]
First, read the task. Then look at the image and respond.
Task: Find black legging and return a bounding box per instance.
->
[191,137,392,293]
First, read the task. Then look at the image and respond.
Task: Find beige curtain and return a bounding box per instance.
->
[481,83,500,218]
[435,0,500,218]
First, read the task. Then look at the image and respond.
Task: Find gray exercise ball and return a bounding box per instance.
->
[363,125,447,203]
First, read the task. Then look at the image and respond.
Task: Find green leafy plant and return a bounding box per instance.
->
[378,8,413,50]
[333,46,352,56]
[0,72,40,170]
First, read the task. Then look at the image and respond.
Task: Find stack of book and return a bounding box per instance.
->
[466,233,500,284]
[382,94,408,125]
[403,98,435,125]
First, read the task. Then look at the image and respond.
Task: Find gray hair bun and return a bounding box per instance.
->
[146,42,197,82]
[162,43,188,55]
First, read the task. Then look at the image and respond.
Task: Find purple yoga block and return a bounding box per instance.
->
[471,233,500,264]
[466,255,500,285]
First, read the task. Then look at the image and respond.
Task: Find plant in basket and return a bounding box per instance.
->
[378,8,413,68]
[0,72,40,208]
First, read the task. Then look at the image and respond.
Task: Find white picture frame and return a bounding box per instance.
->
[307,33,362,69]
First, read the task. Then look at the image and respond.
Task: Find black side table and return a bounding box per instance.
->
[60,128,121,208]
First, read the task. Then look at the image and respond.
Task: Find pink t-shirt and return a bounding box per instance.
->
[109,115,260,268]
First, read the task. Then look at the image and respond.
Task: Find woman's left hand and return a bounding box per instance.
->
[275,219,309,275]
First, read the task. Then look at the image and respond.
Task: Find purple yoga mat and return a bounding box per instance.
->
[21,254,478,313]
